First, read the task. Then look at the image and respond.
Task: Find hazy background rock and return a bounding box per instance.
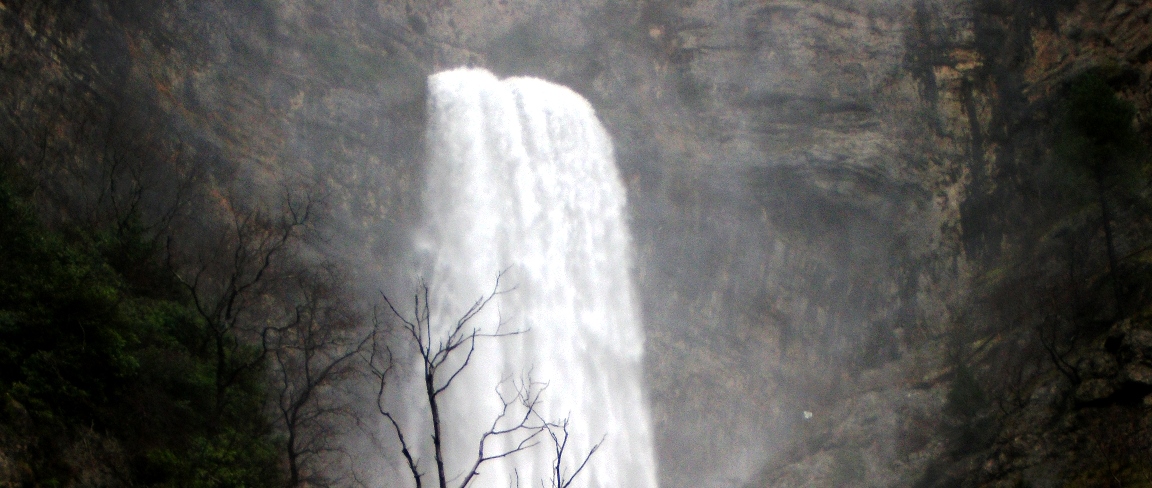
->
[2,0,1150,486]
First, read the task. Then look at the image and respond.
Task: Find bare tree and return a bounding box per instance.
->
[540,417,603,488]
[169,188,314,419]
[89,107,199,242]
[268,267,371,488]
[369,273,557,488]
[170,187,378,486]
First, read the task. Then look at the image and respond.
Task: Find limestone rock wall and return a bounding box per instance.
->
[2,0,1150,486]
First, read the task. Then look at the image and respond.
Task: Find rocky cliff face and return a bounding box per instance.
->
[2,0,1150,486]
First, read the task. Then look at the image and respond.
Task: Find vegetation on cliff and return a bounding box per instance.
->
[942,66,1152,487]
[0,2,373,485]
[0,169,282,487]
[2,0,1151,486]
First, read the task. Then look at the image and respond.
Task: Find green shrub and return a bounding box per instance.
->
[0,176,281,487]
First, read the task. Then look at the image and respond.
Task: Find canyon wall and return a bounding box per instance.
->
[2,0,1149,486]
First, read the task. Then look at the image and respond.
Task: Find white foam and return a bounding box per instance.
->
[403,67,659,488]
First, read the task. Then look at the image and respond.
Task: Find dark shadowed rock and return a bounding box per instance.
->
[1123,364,1152,385]
[1077,351,1119,379]
[1075,379,1116,403]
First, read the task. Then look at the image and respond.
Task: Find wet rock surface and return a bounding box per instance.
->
[973,318,1152,487]
[2,0,1150,486]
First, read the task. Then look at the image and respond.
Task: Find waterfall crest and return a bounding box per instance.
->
[409,68,658,488]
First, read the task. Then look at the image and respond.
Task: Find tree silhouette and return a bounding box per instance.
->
[369,273,602,488]
[1059,72,1141,316]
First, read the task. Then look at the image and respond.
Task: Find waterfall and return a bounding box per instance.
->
[405,68,658,488]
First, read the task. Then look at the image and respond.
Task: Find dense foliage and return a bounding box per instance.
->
[0,174,281,487]
[951,68,1152,487]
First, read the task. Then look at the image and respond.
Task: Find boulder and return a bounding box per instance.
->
[1122,364,1152,385]
[1074,379,1116,403]
[1076,351,1119,379]
[1124,329,1152,361]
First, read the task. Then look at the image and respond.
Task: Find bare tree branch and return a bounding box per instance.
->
[268,269,370,487]
[375,272,580,488]
[542,417,604,488]
[368,321,425,488]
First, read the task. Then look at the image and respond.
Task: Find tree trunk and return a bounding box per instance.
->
[1095,166,1123,317]
[427,368,448,488]
[287,430,300,488]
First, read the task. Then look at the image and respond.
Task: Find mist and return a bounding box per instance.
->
[2,0,1151,487]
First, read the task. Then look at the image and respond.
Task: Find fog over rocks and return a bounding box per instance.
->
[2,0,1150,486]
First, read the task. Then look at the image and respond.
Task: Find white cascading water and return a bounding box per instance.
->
[406,68,658,488]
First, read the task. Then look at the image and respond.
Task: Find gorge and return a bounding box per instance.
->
[1,0,1150,487]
